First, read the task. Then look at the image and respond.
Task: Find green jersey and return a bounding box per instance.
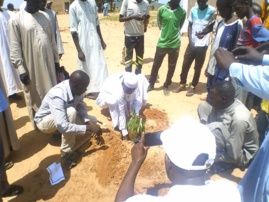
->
[157,3,186,48]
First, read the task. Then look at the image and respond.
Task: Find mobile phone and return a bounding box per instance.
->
[144,131,163,146]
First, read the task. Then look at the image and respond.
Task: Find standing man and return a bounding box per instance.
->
[103,0,109,16]
[173,0,216,97]
[46,1,53,10]
[119,0,150,74]
[147,0,186,96]
[6,3,15,18]
[9,0,59,128]
[70,0,108,100]
[0,0,22,100]
[0,87,23,200]
[39,0,64,59]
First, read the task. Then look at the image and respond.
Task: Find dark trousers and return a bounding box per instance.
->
[124,35,144,75]
[180,44,208,87]
[256,109,269,145]
[0,132,9,200]
[149,47,179,88]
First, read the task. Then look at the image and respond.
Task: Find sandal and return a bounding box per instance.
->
[5,161,14,170]
[2,185,23,197]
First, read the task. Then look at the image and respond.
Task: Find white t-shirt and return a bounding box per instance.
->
[125,180,241,202]
[189,5,216,47]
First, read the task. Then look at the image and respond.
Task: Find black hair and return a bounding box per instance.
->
[7,3,14,9]
[211,80,235,98]
[252,2,262,16]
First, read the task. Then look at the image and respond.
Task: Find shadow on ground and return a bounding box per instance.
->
[8,155,70,202]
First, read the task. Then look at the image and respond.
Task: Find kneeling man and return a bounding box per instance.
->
[198,81,259,173]
[34,71,101,161]
[96,72,149,140]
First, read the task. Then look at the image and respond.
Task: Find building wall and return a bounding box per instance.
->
[50,0,70,14]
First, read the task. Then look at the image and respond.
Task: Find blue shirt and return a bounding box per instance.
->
[229,55,269,100]
[0,88,8,113]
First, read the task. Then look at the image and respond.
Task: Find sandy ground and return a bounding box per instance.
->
[4,11,246,202]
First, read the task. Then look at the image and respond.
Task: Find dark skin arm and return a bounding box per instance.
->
[256,40,269,54]
[196,22,214,39]
[119,14,146,22]
[96,25,106,50]
[188,22,194,46]
[115,135,149,202]
[143,15,150,32]
[71,32,85,61]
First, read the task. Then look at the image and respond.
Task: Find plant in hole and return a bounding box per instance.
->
[127,109,145,140]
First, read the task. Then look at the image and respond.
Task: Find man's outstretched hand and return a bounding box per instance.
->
[131,133,149,165]
[232,46,264,65]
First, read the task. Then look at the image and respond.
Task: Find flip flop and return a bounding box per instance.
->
[5,161,14,170]
[2,185,23,197]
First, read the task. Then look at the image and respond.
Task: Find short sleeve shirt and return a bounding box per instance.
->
[189,5,216,47]
[157,4,186,48]
[120,0,149,36]
[236,15,263,48]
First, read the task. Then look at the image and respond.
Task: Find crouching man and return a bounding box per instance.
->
[96,72,149,140]
[34,70,101,168]
[198,81,259,173]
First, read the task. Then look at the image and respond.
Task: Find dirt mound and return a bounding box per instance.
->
[89,108,170,196]
[143,108,170,132]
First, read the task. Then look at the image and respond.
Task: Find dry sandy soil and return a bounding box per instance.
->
[4,11,246,202]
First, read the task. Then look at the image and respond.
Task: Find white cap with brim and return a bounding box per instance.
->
[123,72,138,89]
[161,116,216,171]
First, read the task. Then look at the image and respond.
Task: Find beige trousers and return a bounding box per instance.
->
[36,107,94,153]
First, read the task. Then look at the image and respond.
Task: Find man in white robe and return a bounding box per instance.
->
[6,3,15,18]
[9,0,58,128]
[96,72,149,140]
[0,2,21,100]
[69,0,108,100]
[40,0,64,58]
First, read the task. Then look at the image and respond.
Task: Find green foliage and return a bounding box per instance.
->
[127,110,145,140]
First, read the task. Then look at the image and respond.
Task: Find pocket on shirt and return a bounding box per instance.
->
[127,9,134,16]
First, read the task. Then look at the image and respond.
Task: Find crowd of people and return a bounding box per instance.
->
[1,0,269,201]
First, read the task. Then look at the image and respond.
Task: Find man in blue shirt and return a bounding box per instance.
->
[215,46,269,202]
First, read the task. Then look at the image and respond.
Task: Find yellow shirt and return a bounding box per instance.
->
[262,0,269,29]
[261,99,269,114]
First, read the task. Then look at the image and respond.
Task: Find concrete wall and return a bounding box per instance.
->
[50,0,70,14]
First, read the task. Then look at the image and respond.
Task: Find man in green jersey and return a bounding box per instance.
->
[147,0,186,96]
